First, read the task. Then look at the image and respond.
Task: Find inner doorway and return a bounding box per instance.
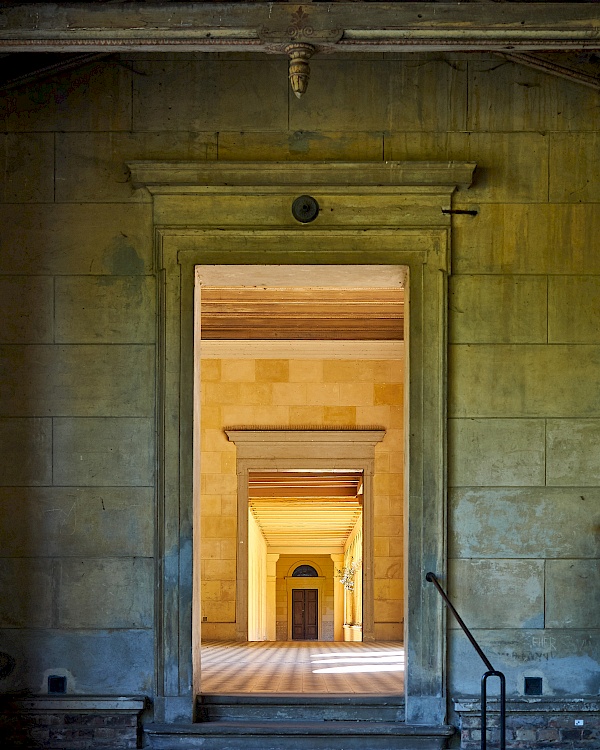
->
[292,589,318,640]
[247,468,365,643]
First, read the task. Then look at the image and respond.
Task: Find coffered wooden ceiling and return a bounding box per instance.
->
[249,471,364,499]
[201,287,404,341]
[249,470,363,549]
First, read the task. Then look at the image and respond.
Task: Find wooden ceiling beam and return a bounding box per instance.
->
[202,325,404,341]
[248,470,364,498]
[496,51,600,91]
[0,51,110,93]
[1,3,600,53]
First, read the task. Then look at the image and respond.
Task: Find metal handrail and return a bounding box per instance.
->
[426,572,506,750]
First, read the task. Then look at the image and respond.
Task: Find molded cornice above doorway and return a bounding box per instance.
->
[128,160,476,237]
[225,428,387,461]
[128,161,476,193]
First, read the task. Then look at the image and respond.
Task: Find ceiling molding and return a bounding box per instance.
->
[1,3,600,54]
[197,265,406,289]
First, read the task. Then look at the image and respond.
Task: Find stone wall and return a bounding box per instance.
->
[200,356,404,641]
[0,57,156,700]
[0,50,598,746]
[446,55,600,700]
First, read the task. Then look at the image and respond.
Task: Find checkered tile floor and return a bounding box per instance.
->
[200,641,405,695]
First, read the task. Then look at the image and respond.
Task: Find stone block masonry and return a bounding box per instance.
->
[0,42,599,743]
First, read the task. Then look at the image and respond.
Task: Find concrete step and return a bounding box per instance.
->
[197,693,406,722]
[145,721,456,750]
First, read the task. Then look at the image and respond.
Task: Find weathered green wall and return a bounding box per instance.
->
[0,52,598,703]
[445,59,600,700]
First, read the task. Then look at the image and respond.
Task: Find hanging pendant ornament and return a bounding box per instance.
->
[285,43,316,99]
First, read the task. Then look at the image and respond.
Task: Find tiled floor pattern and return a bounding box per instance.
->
[200,640,405,695]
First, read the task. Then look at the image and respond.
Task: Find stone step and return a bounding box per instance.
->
[145,721,456,750]
[197,693,406,722]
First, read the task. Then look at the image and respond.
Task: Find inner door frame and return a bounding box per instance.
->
[129,160,476,726]
[225,430,384,643]
[290,586,321,641]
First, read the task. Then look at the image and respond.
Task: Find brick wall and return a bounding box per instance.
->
[0,698,145,749]
[456,700,600,749]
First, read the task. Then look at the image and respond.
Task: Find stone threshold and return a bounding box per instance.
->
[146,720,456,749]
[197,693,406,723]
[199,694,406,704]
[148,721,454,735]
[151,720,456,737]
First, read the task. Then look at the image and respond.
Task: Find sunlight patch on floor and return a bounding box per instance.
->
[311,649,405,674]
[200,640,405,694]
[312,664,404,674]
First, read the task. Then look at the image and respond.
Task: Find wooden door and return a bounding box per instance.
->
[292,589,318,640]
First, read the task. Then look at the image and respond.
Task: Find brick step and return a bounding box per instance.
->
[145,720,456,750]
[197,693,406,722]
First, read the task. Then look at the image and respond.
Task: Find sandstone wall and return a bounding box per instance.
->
[200,357,404,641]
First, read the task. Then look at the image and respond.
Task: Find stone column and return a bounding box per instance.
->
[331,553,345,642]
[266,553,280,641]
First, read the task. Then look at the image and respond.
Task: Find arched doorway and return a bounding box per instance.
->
[290,563,321,641]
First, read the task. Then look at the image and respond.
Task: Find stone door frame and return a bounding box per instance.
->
[128,160,476,725]
[225,428,384,643]
[289,585,322,641]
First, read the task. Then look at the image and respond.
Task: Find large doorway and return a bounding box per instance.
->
[141,157,468,722]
